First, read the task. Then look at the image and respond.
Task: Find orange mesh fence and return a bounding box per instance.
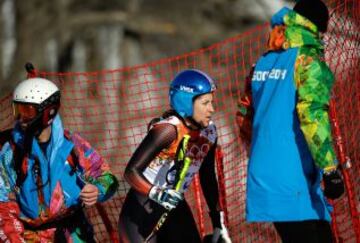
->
[325,0,360,241]
[0,0,359,242]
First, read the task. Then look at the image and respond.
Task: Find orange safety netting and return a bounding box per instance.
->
[0,0,359,242]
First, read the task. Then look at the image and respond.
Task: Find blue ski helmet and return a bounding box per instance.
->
[169,69,216,118]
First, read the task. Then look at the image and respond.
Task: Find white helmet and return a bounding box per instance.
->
[13,78,61,133]
[13,78,59,104]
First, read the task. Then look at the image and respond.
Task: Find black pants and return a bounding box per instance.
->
[118,189,201,243]
[274,220,333,243]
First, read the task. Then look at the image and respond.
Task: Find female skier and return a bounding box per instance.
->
[118,69,231,243]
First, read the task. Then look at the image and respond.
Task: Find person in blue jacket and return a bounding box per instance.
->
[237,0,344,242]
[0,77,118,242]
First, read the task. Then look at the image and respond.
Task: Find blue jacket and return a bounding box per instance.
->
[246,48,331,222]
[245,8,336,222]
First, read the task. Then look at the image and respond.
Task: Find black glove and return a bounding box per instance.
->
[323,169,344,199]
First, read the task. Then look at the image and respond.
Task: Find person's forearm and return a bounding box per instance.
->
[124,168,152,196]
[124,123,177,196]
[297,101,337,169]
[236,67,254,145]
[93,172,119,202]
[199,145,220,213]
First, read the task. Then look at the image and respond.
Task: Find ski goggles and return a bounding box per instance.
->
[13,103,38,121]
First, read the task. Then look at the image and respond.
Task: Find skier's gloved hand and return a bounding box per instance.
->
[210,211,232,243]
[148,186,183,210]
[271,7,291,27]
[323,168,344,199]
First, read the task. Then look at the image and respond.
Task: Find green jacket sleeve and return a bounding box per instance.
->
[295,48,338,170]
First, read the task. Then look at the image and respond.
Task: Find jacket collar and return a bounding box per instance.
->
[283,10,324,49]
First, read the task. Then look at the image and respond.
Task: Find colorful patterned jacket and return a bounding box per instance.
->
[0,115,118,242]
[239,9,337,221]
[238,9,337,171]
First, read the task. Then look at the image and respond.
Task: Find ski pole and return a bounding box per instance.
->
[144,134,191,242]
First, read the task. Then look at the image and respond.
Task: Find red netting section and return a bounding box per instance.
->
[325,0,360,242]
[0,0,359,242]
